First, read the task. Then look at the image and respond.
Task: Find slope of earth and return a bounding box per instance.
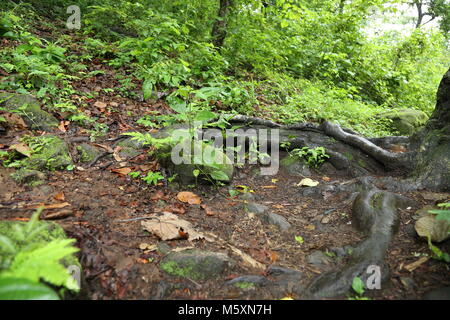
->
[0,21,449,301]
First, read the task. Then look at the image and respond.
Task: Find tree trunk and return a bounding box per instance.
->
[211,0,233,48]
[415,0,424,28]
[409,68,450,191]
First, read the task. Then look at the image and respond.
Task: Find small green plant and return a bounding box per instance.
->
[294,236,304,244]
[428,202,450,223]
[348,277,370,300]
[0,209,79,299]
[142,171,164,186]
[427,237,450,263]
[290,146,330,168]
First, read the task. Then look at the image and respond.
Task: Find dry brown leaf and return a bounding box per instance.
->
[42,209,74,220]
[27,202,70,210]
[111,167,132,176]
[177,191,202,205]
[94,101,107,109]
[10,143,32,157]
[141,212,211,241]
[58,121,70,132]
[322,176,331,182]
[54,192,65,201]
[201,204,216,216]
[4,113,27,128]
[113,146,123,162]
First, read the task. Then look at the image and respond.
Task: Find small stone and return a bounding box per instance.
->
[246,202,269,216]
[160,249,234,280]
[267,213,292,231]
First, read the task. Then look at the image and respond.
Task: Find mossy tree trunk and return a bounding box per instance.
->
[409,68,450,191]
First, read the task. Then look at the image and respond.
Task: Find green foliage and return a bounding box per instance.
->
[290,147,330,168]
[0,210,80,298]
[142,171,165,186]
[428,202,450,223]
[427,237,450,263]
[0,278,60,300]
[349,276,370,300]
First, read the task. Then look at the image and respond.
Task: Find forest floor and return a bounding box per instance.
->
[0,25,449,300]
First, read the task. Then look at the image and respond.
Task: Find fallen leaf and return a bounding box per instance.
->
[54,192,65,201]
[9,143,32,157]
[296,178,319,187]
[42,209,74,220]
[322,176,331,182]
[111,167,132,176]
[201,204,216,216]
[113,146,123,162]
[177,191,201,205]
[141,212,211,241]
[58,121,70,132]
[27,202,70,210]
[267,250,279,263]
[4,113,27,128]
[138,243,157,251]
[94,101,107,109]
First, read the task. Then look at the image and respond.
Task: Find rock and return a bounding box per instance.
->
[156,242,172,255]
[0,92,59,131]
[413,205,437,220]
[306,251,333,270]
[239,192,256,202]
[266,265,303,296]
[116,138,144,159]
[24,135,73,171]
[377,109,429,135]
[225,275,270,289]
[280,155,311,176]
[76,144,102,163]
[245,202,269,216]
[267,213,292,231]
[160,249,234,280]
[423,287,450,300]
[11,168,46,187]
[415,214,450,243]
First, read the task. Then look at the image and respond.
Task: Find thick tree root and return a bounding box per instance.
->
[303,189,416,299]
[319,121,410,170]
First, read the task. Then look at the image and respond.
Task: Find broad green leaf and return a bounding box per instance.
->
[351,277,365,296]
[0,278,59,300]
[210,170,229,181]
[142,79,153,101]
[195,110,217,122]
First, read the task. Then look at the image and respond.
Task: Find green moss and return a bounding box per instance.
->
[24,135,73,171]
[233,281,255,289]
[11,168,45,187]
[76,144,101,163]
[357,159,367,168]
[343,152,354,161]
[160,260,204,280]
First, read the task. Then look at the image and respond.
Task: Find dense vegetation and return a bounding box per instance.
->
[1,0,449,137]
